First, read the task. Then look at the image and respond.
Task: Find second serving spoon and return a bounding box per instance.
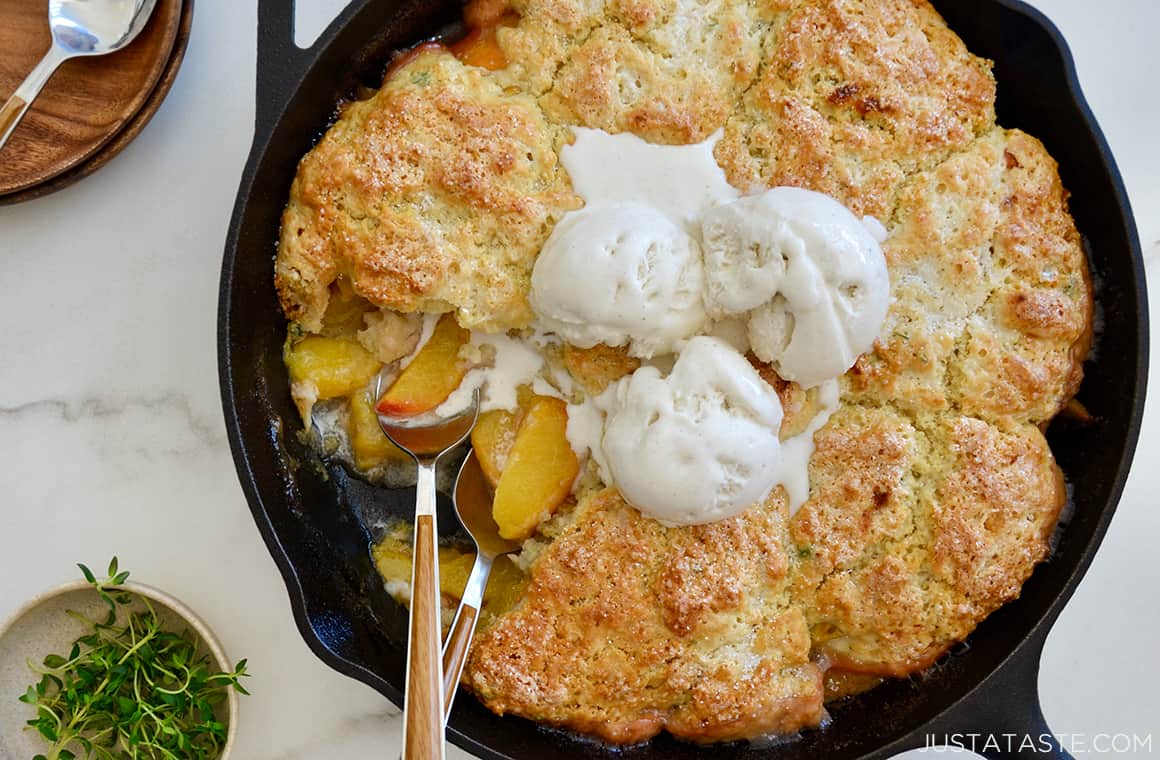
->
[441,451,520,720]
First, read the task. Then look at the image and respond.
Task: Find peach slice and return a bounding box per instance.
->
[471,386,537,487]
[348,391,408,470]
[453,28,508,70]
[482,555,529,618]
[492,396,579,541]
[373,536,477,600]
[451,12,517,71]
[376,314,470,416]
[471,409,521,488]
[285,335,382,401]
[320,277,374,337]
[436,549,478,599]
[372,535,525,613]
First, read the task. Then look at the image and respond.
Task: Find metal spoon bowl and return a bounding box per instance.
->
[0,0,159,152]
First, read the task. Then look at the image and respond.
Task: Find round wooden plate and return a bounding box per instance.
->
[0,0,186,198]
[0,1,194,206]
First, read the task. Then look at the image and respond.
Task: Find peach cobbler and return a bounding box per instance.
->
[275,0,1091,744]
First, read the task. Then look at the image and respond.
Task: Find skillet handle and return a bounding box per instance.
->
[255,0,313,139]
[921,627,1073,759]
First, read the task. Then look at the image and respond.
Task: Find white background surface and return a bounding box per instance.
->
[1,0,1157,757]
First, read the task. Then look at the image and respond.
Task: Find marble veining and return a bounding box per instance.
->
[0,391,225,457]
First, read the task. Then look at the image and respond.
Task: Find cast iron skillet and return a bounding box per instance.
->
[219,1,1148,757]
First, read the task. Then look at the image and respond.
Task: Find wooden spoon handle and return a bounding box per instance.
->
[0,95,28,149]
[404,514,446,758]
[0,46,67,153]
[441,602,479,718]
[402,462,445,759]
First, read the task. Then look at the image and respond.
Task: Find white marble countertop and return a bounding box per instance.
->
[1,1,1157,758]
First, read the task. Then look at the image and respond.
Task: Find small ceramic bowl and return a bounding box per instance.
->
[0,580,237,759]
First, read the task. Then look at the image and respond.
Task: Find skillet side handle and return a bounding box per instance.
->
[255,0,312,141]
[921,628,1073,759]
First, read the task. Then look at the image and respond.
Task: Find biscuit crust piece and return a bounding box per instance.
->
[276,49,580,332]
[466,488,825,744]
[715,0,996,218]
[845,128,1092,425]
[791,407,1064,675]
[493,0,777,144]
[562,343,641,395]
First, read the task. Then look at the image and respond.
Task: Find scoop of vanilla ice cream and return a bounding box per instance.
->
[602,336,783,525]
[701,187,890,387]
[530,203,706,358]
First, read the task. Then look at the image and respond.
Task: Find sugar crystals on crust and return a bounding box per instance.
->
[276,49,580,333]
[791,406,1064,676]
[466,488,825,744]
[845,128,1092,425]
[494,0,777,144]
[715,0,996,219]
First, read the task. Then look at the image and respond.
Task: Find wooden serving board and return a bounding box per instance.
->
[0,0,184,197]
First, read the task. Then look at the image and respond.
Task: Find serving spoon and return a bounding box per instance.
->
[441,451,520,721]
[375,379,480,760]
[0,0,159,153]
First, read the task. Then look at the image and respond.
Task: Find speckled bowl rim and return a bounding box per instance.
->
[0,579,238,759]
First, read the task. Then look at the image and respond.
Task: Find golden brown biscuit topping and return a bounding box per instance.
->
[276,50,580,333]
[275,0,1092,745]
[466,488,825,744]
[715,0,995,217]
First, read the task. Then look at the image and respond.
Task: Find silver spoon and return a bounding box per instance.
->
[375,377,480,760]
[441,450,520,722]
[0,0,159,153]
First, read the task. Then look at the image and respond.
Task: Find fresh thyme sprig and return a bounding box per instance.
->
[18,558,249,760]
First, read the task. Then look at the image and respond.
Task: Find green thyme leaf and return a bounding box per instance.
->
[18,560,250,759]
